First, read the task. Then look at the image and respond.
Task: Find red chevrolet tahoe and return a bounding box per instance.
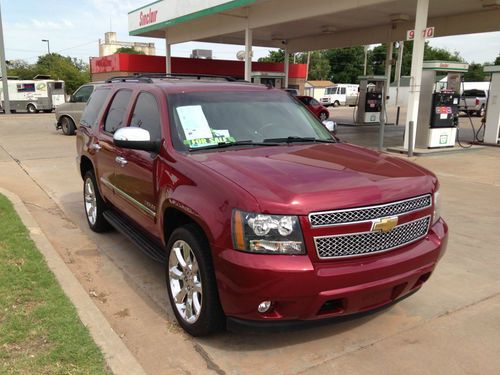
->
[76,75,448,336]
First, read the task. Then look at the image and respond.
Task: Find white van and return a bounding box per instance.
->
[0,78,65,113]
[320,84,359,107]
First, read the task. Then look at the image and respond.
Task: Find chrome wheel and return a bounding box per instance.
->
[319,112,328,121]
[84,177,97,225]
[168,240,202,324]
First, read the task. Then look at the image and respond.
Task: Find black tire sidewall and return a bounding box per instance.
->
[166,224,225,336]
[319,111,328,121]
[83,170,110,232]
[62,117,76,135]
[27,104,36,113]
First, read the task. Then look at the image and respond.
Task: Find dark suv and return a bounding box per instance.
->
[77,75,447,336]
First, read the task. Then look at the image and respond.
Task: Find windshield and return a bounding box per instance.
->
[326,87,338,95]
[168,90,334,151]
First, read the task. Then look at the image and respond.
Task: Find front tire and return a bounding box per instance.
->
[319,111,329,121]
[61,117,76,135]
[83,170,110,232]
[27,104,37,113]
[333,100,340,107]
[166,224,225,336]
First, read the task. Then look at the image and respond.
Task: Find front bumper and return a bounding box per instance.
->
[213,219,448,322]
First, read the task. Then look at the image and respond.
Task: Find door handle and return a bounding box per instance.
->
[89,143,101,152]
[115,156,128,167]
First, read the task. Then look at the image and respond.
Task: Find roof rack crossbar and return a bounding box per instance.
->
[137,73,238,81]
[105,76,154,83]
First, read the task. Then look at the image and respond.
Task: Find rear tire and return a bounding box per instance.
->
[61,117,76,135]
[83,170,110,232]
[27,104,37,113]
[476,106,485,117]
[166,224,225,336]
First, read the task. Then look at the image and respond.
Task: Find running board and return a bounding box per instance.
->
[103,210,166,263]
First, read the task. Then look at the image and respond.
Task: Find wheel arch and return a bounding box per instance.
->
[80,155,94,179]
[59,114,77,126]
[162,206,212,249]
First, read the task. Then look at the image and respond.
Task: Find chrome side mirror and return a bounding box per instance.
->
[322,120,337,133]
[113,127,160,152]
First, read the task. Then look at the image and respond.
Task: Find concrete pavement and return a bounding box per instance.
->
[0,113,499,375]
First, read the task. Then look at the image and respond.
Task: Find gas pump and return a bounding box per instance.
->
[356,76,386,124]
[414,61,469,148]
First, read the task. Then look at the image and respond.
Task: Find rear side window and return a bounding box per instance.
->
[17,83,35,92]
[130,92,162,140]
[80,88,109,128]
[340,87,346,95]
[104,90,132,134]
[463,89,486,97]
[298,97,310,105]
[73,85,94,102]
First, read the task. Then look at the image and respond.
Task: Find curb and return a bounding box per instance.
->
[0,188,146,375]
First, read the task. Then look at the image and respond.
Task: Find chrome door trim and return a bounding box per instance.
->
[99,177,156,219]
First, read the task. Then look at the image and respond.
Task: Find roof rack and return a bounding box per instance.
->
[105,76,154,83]
[104,73,240,84]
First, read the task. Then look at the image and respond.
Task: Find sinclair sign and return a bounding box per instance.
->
[139,8,158,27]
[129,0,256,35]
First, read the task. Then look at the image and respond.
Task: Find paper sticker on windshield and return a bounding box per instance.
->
[212,129,230,138]
[176,105,213,140]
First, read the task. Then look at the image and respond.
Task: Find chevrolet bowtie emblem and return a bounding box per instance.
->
[372,216,398,233]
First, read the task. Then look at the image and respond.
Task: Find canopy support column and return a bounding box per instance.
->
[244,27,252,82]
[284,49,289,89]
[165,31,171,74]
[403,0,429,150]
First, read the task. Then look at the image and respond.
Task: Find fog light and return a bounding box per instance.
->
[258,300,272,313]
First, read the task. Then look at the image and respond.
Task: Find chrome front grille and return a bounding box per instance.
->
[309,195,432,227]
[314,216,431,259]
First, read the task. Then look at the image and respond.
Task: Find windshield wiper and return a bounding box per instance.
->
[263,136,336,144]
[188,140,280,151]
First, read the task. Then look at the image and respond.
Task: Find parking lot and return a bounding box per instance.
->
[1,113,499,375]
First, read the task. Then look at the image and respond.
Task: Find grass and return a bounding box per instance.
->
[0,194,110,374]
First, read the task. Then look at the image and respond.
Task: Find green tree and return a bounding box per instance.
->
[6,60,36,79]
[295,51,331,80]
[115,46,144,55]
[257,49,293,63]
[34,53,89,94]
[494,56,500,65]
[463,62,485,82]
[324,47,365,83]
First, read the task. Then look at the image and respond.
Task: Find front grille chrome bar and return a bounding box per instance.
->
[309,194,432,227]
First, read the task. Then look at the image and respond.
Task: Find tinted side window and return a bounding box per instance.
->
[130,92,162,140]
[310,98,320,106]
[74,85,94,102]
[80,88,110,128]
[104,90,132,134]
[340,87,346,95]
[299,97,310,105]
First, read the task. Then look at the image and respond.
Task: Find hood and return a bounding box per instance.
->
[191,143,436,215]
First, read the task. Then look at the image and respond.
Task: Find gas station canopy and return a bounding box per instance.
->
[129,0,500,52]
[128,0,500,150]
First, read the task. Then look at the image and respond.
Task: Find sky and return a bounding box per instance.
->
[2,0,499,66]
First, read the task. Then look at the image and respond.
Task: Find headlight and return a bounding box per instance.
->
[432,190,441,225]
[232,210,305,255]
